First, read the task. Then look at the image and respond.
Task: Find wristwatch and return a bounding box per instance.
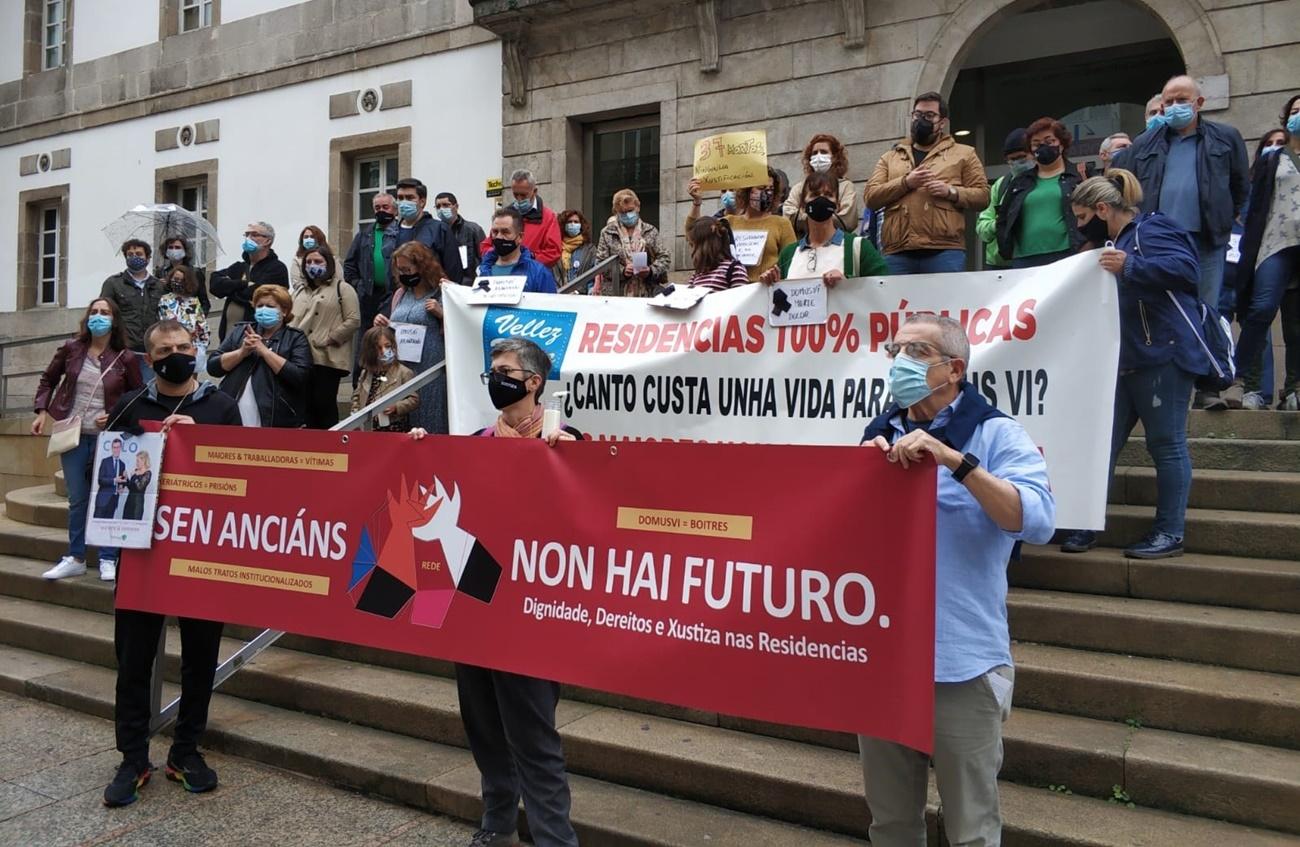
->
[952,452,980,483]
[948,186,958,202]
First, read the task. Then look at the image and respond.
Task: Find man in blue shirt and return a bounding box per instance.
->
[858,314,1056,847]
[476,207,559,293]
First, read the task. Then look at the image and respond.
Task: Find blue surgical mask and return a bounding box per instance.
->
[1288,113,1300,135]
[1263,144,1284,155]
[306,263,328,280]
[87,315,113,337]
[564,222,582,237]
[721,190,736,210]
[379,348,396,365]
[513,197,533,213]
[436,207,454,222]
[619,211,640,227]
[1163,102,1195,131]
[126,255,149,272]
[1146,113,1168,132]
[242,237,260,254]
[301,237,317,250]
[254,306,281,329]
[887,353,944,409]
[397,200,419,221]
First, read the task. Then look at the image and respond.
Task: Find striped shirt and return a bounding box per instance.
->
[688,259,749,293]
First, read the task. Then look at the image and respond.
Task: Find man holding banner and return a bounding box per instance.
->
[858,314,1055,846]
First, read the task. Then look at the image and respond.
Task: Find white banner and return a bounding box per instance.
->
[444,252,1119,529]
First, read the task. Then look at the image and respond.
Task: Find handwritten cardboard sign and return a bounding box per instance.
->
[768,280,828,328]
[693,130,769,191]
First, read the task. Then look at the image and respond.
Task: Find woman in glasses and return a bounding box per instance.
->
[760,173,888,285]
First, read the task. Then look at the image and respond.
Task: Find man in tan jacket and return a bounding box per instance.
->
[865,92,990,275]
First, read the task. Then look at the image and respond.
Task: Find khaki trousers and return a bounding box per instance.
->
[858,666,1014,847]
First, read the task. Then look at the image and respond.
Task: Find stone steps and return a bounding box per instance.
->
[1119,437,1300,472]
[1012,544,1300,613]
[1097,504,1300,559]
[0,595,1298,843]
[1140,410,1300,441]
[1109,466,1300,514]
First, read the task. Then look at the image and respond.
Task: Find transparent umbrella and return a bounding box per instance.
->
[102,204,224,257]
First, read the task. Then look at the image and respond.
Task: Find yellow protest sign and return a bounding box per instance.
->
[692,130,768,191]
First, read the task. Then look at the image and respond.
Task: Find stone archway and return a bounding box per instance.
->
[915,0,1227,102]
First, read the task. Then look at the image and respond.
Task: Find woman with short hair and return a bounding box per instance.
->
[208,283,311,428]
[783,133,860,236]
[592,189,671,297]
[995,117,1088,268]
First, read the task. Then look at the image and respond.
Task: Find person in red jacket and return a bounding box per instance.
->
[481,169,563,270]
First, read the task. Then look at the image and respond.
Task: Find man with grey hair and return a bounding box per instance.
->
[478,168,562,268]
[210,220,289,341]
[857,313,1055,847]
[1098,132,1131,171]
[1112,74,1249,409]
[1143,93,1166,133]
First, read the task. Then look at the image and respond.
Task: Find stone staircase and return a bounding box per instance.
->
[1,411,1298,846]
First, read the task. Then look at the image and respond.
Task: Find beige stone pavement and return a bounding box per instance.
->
[0,690,477,847]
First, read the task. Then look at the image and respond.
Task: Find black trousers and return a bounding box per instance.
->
[305,365,347,429]
[455,663,578,846]
[114,608,223,765]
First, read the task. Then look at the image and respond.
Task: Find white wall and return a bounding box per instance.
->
[0,0,28,83]
[74,0,160,64]
[222,0,304,23]
[0,41,504,313]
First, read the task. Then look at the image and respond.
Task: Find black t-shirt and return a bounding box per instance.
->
[912,147,930,169]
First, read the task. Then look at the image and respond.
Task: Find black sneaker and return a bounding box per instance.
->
[468,830,519,847]
[165,750,218,793]
[103,759,152,807]
[1124,531,1184,559]
[1059,530,1098,553]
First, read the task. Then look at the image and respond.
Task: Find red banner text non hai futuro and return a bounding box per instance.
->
[119,425,937,752]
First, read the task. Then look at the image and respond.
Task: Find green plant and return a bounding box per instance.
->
[1125,717,1143,729]
[1048,784,1073,795]
[1108,784,1135,808]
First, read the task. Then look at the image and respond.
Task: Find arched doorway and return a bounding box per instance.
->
[947,0,1185,175]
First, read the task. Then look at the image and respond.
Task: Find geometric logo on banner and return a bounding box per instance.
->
[349,475,503,629]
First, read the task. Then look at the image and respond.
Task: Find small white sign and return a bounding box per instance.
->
[1226,232,1242,265]
[391,321,428,363]
[768,279,828,328]
[458,245,469,271]
[648,284,711,310]
[731,230,769,266]
[467,275,526,305]
[631,251,648,272]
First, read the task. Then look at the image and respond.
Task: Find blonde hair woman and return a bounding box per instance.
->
[591,189,671,296]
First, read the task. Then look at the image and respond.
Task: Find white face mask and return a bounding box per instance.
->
[809,152,833,173]
[1262,144,1284,155]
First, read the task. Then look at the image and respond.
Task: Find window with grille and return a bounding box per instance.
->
[42,0,65,70]
[38,205,60,306]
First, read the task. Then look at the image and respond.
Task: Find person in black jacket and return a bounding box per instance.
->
[995,117,1089,268]
[156,237,210,315]
[207,284,311,428]
[209,221,289,341]
[434,191,485,285]
[344,193,399,386]
[101,319,241,809]
[392,178,464,283]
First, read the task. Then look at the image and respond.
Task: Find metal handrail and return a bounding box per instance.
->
[558,255,619,294]
[149,359,448,734]
[0,332,78,417]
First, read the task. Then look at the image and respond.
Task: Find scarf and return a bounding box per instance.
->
[489,405,545,438]
[860,382,1007,451]
[617,221,646,258]
[561,234,585,273]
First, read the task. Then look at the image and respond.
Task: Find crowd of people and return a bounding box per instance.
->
[22,73,1300,847]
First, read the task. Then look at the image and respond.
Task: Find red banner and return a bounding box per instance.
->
[119,425,936,751]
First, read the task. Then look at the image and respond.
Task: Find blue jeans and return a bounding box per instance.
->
[1196,239,1227,310]
[61,432,119,562]
[1010,249,1074,269]
[1219,259,1274,400]
[1108,362,1195,538]
[885,249,966,275]
[1234,246,1300,388]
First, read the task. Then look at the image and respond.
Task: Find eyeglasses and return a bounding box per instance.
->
[479,367,534,384]
[1029,140,1060,151]
[883,341,951,361]
[911,110,942,122]
[805,249,818,274]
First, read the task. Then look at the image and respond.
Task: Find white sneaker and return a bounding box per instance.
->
[99,560,117,582]
[1242,391,1267,410]
[42,557,86,580]
[1283,392,1299,412]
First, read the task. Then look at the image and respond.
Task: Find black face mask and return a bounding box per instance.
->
[1035,144,1062,165]
[398,272,421,288]
[487,371,530,410]
[374,211,395,227]
[1080,213,1109,244]
[911,117,937,145]
[805,196,837,223]
[153,352,196,385]
[168,280,185,294]
[492,237,519,257]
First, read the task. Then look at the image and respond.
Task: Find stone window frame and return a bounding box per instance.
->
[23,0,75,76]
[158,0,221,40]
[16,184,70,311]
[328,128,412,257]
[155,158,219,273]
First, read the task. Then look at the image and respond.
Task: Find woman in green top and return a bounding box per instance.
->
[994,117,1088,269]
[761,173,888,285]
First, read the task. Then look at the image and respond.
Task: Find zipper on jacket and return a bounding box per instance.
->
[1138,300,1152,346]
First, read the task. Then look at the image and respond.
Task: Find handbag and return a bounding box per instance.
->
[45,350,125,457]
